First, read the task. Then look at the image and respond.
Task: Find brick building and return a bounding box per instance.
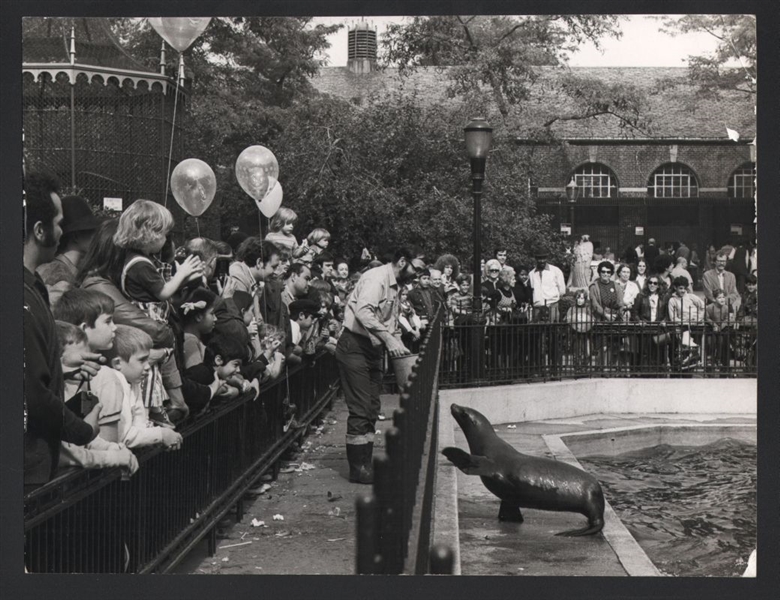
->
[311,23,756,255]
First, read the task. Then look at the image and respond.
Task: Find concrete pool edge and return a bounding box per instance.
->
[433,379,757,576]
[542,432,662,576]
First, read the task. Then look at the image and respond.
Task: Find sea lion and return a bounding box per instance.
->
[442,404,605,536]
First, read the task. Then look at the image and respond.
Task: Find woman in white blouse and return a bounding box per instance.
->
[633,259,648,292]
[616,263,641,321]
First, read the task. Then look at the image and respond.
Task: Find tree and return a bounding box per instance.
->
[110,16,569,266]
[380,14,649,134]
[272,91,563,267]
[658,15,756,98]
[108,17,342,237]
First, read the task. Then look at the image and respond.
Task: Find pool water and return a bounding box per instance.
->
[579,438,756,577]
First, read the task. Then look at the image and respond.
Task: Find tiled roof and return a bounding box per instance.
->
[310,65,756,140]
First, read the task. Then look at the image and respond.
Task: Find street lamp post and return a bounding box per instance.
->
[566,176,579,238]
[464,117,493,381]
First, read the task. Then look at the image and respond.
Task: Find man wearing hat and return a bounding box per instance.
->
[527,249,566,323]
[37,195,99,306]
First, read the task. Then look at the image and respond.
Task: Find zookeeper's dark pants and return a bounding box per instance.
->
[335,328,384,444]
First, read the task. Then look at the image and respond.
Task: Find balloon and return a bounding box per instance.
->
[149,17,211,52]
[257,179,283,218]
[170,158,216,217]
[235,145,279,202]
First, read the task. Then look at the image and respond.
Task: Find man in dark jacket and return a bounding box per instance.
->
[24,172,99,488]
[643,238,660,270]
[729,239,752,294]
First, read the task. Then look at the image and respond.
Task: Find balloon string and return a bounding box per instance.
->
[164,53,183,207]
[195,216,200,237]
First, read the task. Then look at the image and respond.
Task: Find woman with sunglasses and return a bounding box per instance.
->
[481,259,502,297]
[588,261,623,322]
[588,261,624,369]
[632,276,669,370]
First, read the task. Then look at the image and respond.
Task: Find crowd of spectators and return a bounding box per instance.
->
[23,169,759,487]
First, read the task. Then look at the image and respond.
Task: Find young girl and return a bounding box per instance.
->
[113,199,203,426]
[257,324,285,382]
[297,228,331,264]
[264,207,306,257]
[114,200,203,311]
[398,288,423,350]
[633,259,648,291]
[565,289,593,367]
[179,287,218,370]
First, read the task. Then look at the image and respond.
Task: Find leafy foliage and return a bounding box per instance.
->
[381,15,625,121]
[102,16,574,268]
[658,15,756,98]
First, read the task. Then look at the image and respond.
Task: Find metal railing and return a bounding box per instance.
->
[24,351,340,573]
[440,312,757,388]
[356,308,447,574]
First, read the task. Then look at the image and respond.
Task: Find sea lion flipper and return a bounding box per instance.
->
[442,447,498,476]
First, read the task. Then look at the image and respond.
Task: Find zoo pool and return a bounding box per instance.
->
[578,438,757,577]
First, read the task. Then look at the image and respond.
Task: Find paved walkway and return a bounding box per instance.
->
[173,393,754,576]
[174,393,400,575]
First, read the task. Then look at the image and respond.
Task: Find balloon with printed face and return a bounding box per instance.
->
[235,145,279,202]
[170,158,217,217]
[149,17,212,52]
[257,179,283,218]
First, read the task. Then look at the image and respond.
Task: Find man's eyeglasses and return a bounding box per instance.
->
[489,269,500,273]
[648,280,659,285]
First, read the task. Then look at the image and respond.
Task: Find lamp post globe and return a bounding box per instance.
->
[566,177,579,202]
[464,117,493,380]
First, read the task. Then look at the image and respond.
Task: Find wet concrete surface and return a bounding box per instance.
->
[453,425,627,576]
[174,393,399,575]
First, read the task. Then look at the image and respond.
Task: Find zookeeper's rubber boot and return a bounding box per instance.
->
[347,443,374,484]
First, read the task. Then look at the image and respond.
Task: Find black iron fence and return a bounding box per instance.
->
[440,315,757,388]
[356,309,447,574]
[24,352,340,573]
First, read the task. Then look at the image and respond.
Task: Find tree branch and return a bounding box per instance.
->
[497,24,524,43]
[543,110,653,137]
[456,15,478,51]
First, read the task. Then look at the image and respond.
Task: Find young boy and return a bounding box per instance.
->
[53,287,175,429]
[704,289,733,329]
[185,334,256,401]
[54,321,140,477]
[103,324,183,450]
[53,289,123,430]
[704,289,733,369]
[738,274,757,323]
[289,299,319,349]
[407,269,435,328]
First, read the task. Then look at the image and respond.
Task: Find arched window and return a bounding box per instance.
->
[648,163,699,198]
[572,163,618,198]
[728,163,756,199]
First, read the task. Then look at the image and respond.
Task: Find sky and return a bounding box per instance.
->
[312,15,724,68]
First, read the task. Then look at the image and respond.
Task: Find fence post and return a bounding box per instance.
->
[429,544,454,574]
[356,494,380,575]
